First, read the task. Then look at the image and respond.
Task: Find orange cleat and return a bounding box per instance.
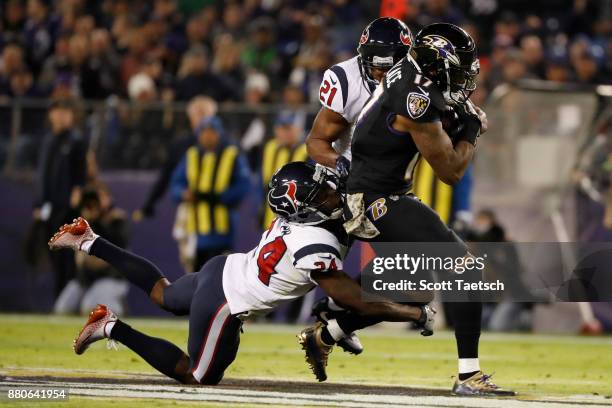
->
[48,217,98,252]
[73,304,117,355]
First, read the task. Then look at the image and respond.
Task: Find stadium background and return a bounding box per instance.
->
[0,0,611,328]
[0,1,611,406]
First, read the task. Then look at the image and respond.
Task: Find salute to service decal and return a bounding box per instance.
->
[407,92,430,119]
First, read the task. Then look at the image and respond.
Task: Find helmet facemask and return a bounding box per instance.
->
[305,183,344,221]
[445,58,479,105]
[358,54,396,88]
[298,165,343,224]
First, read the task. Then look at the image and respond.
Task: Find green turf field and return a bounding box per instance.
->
[0,314,611,407]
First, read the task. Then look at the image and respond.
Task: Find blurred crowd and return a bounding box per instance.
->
[4,0,611,323]
[1,0,609,172]
[0,0,610,107]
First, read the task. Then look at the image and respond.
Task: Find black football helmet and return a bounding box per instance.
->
[267,162,343,225]
[357,17,413,87]
[412,23,479,105]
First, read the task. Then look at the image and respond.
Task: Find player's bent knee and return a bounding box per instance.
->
[150,278,171,307]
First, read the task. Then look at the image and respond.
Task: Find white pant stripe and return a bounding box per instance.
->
[192,302,231,382]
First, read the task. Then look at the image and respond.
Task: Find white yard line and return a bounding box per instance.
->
[2,378,611,408]
[1,366,162,378]
[2,367,609,391]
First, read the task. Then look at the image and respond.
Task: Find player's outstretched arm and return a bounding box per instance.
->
[395,114,475,185]
[311,269,424,322]
[306,107,350,168]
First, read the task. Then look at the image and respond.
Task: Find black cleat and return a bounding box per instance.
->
[337,333,363,355]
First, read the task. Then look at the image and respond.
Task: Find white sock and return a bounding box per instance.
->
[104,320,116,338]
[326,319,347,342]
[80,235,99,254]
[458,358,480,375]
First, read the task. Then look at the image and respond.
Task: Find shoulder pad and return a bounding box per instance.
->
[284,225,344,271]
[319,66,348,115]
[385,59,445,122]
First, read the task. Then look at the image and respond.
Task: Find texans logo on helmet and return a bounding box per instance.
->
[268,181,299,218]
[400,31,412,46]
[359,28,369,45]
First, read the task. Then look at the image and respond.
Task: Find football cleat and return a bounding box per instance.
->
[298,322,333,382]
[48,217,98,252]
[451,371,517,396]
[416,304,436,336]
[337,333,364,355]
[312,297,364,355]
[73,304,117,355]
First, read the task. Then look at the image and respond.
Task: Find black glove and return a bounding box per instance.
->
[454,101,481,146]
[335,155,350,180]
[335,155,351,191]
[441,107,465,140]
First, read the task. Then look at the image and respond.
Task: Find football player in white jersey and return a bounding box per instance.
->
[307,17,413,172]
[305,17,413,355]
[49,162,435,385]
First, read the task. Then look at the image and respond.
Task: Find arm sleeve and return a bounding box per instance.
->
[219,153,251,205]
[170,156,188,203]
[318,67,348,120]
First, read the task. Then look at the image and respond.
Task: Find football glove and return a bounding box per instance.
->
[441,107,465,140]
[335,155,351,187]
[454,100,481,146]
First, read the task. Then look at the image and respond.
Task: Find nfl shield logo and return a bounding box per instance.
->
[407,92,430,119]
